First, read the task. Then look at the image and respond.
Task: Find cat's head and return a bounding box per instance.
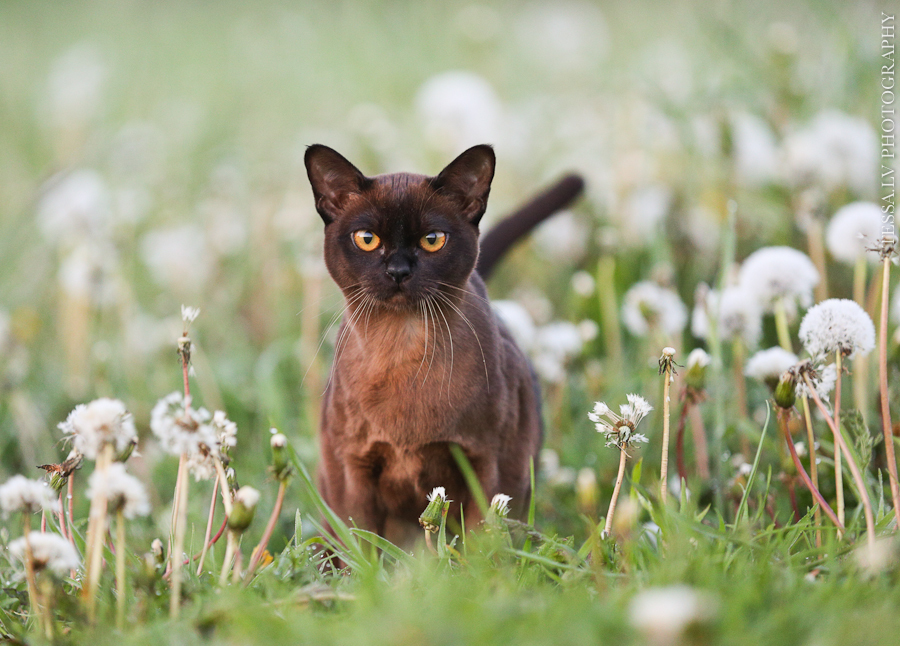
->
[304,144,495,311]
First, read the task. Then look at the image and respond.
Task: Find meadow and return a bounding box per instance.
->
[1,1,899,644]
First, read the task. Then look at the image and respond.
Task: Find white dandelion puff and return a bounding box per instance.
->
[589,394,653,450]
[621,281,688,338]
[87,463,150,519]
[58,398,137,461]
[745,347,799,382]
[686,348,711,370]
[799,298,876,360]
[795,363,837,404]
[691,285,762,348]
[826,202,888,264]
[9,532,81,576]
[0,476,59,516]
[629,585,717,646]
[234,486,260,510]
[737,247,819,319]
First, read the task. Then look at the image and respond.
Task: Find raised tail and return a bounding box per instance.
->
[476,174,585,279]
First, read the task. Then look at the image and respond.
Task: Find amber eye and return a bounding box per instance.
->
[353,230,381,251]
[420,231,447,252]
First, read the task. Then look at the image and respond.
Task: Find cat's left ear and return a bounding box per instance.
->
[305,144,370,225]
[431,145,496,226]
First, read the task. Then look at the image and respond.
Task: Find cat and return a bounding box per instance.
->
[305,143,583,545]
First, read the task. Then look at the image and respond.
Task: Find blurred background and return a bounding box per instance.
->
[0,0,888,539]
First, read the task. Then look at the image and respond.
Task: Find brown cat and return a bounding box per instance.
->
[305,144,582,545]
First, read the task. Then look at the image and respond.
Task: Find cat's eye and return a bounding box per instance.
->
[353,230,381,252]
[420,231,447,252]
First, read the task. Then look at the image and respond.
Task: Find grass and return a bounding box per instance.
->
[0,0,898,644]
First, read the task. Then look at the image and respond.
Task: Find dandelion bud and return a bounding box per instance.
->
[419,487,449,533]
[270,431,291,481]
[151,538,165,565]
[684,348,710,391]
[774,371,797,409]
[228,486,260,533]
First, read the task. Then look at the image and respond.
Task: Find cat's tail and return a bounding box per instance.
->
[476,174,585,279]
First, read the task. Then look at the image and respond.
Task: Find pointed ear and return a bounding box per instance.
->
[304,145,369,224]
[430,145,496,226]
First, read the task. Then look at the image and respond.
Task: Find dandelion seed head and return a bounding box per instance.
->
[181,305,200,324]
[799,298,876,359]
[621,281,688,337]
[692,285,763,347]
[795,363,837,404]
[686,348,711,370]
[0,476,59,516]
[234,486,260,509]
[744,347,799,381]
[415,71,501,156]
[826,202,887,264]
[9,531,80,576]
[427,486,448,503]
[629,585,717,645]
[58,398,137,461]
[87,463,150,519]
[738,247,819,318]
[571,270,596,297]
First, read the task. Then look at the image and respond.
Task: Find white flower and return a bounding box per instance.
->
[87,463,150,519]
[37,169,112,244]
[745,347,799,382]
[9,532,80,576]
[826,202,887,264]
[181,305,200,324]
[493,301,536,352]
[571,271,596,297]
[234,486,260,509]
[686,348,710,370]
[799,298,876,359]
[150,392,237,481]
[589,394,653,449]
[0,476,59,515]
[140,224,213,293]
[414,71,501,155]
[737,247,819,318]
[629,585,717,646]
[427,487,448,503]
[489,493,512,517]
[795,363,837,404]
[692,285,762,347]
[616,184,673,246]
[731,112,779,187]
[58,398,137,460]
[622,281,688,338]
[533,211,589,263]
[780,110,878,196]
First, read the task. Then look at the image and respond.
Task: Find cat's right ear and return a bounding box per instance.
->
[305,145,369,225]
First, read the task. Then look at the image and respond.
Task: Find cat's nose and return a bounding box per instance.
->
[385,257,412,284]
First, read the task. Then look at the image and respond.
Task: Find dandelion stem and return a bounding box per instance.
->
[66,474,76,549]
[801,396,822,547]
[834,351,845,529]
[115,507,126,629]
[877,256,900,529]
[197,476,219,576]
[170,452,189,618]
[661,363,673,503]
[778,407,842,531]
[774,298,793,353]
[83,442,114,622]
[597,256,623,374]
[245,479,287,583]
[214,457,234,516]
[604,449,628,537]
[803,373,875,548]
[675,396,691,484]
[689,404,710,480]
[22,516,44,633]
[220,530,237,586]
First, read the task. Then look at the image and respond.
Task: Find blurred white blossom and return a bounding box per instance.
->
[780,110,878,196]
[629,585,717,646]
[58,398,137,460]
[87,462,150,519]
[415,71,501,155]
[0,476,59,516]
[745,347,798,382]
[140,224,214,293]
[9,532,80,576]
[622,281,688,338]
[826,202,888,264]
[691,285,762,347]
[731,112,779,187]
[37,170,112,244]
[737,247,819,319]
[45,43,107,131]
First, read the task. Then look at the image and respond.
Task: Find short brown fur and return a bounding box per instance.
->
[305,144,542,544]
